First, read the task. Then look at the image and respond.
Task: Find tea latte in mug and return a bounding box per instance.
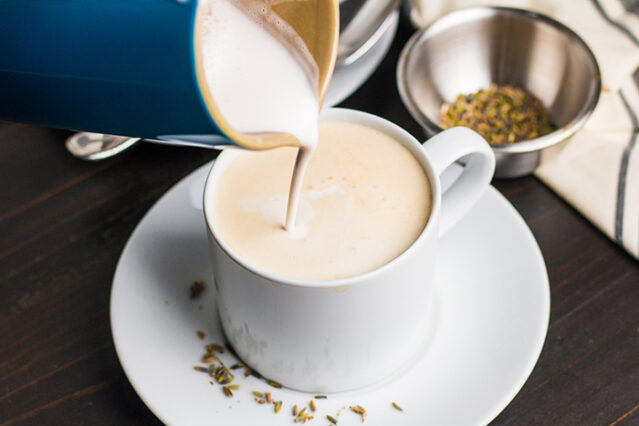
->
[212,121,432,281]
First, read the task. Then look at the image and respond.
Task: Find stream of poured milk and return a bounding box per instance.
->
[201,0,320,232]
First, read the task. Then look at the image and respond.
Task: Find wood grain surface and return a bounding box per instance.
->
[1,16,638,426]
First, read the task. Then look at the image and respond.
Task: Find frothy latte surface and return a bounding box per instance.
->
[212,121,432,281]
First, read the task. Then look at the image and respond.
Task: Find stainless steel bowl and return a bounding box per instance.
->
[397,7,601,178]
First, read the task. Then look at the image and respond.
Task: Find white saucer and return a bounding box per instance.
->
[324,11,398,107]
[111,163,549,426]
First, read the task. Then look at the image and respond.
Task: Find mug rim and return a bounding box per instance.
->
[202,107,442,288]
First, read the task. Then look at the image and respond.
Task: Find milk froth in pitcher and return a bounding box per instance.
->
[195,0,339,230]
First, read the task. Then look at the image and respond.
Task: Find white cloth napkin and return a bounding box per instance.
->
[411,0,639,259]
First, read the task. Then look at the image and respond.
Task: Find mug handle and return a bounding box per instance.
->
[422,127,496,237]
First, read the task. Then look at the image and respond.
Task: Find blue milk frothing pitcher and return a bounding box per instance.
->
[0,0,339,149]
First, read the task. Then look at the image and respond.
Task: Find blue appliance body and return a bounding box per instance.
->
[0,0,226,142]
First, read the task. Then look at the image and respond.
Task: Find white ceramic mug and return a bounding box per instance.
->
[203,108,495,392]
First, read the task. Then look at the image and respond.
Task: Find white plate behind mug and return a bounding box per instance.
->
[324,11,398,107]
[111,162,550,426]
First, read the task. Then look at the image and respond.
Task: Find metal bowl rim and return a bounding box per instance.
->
[396,6,602,154]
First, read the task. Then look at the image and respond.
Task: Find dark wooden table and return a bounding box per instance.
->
[1,16,638,426]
